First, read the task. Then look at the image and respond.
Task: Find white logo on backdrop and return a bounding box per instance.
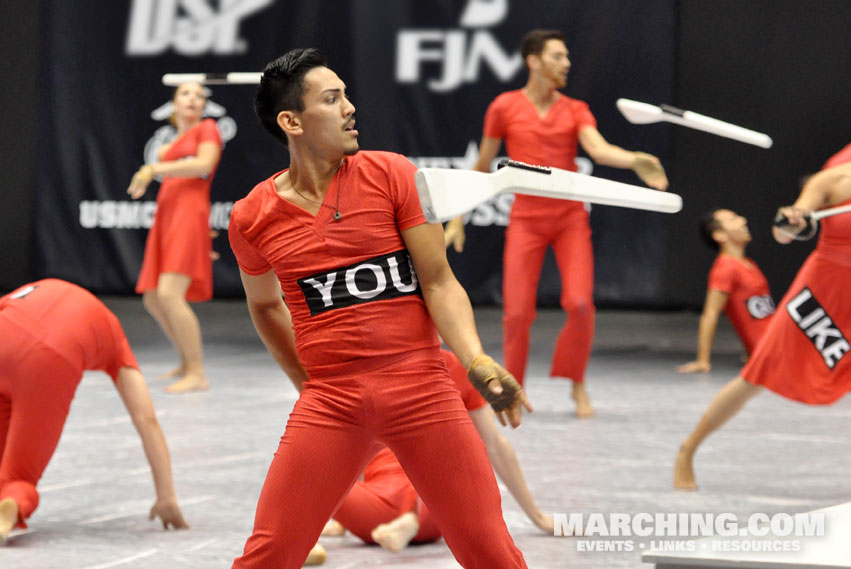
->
[396,0,523,92]
[144,97,236,167]
[126,0,274,56]
[78,95,238,231]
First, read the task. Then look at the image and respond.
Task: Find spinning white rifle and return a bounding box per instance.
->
[415,160,683,224]
[616,99,773,149]
[162,73,262,86]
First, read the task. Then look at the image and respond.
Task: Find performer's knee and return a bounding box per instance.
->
[502,309,536,332]
[155,287,186,310]
[561,296,594,318]
[142,290,161,316]
[0,480,38,519]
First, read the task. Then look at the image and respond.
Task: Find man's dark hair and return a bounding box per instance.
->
[521,29,565,68]
[699,207,724,250]
[254,48,328,147]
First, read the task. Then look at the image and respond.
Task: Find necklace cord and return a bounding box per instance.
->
[291,160,344,221]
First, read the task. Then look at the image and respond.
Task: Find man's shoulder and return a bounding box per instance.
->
[491,89,524,105]
[349,150,414,174]
[231,173,280,225]
[559,94,591,109]
[353,150,409,164]
[711,253,736,269]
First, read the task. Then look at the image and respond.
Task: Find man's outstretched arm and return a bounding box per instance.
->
[239,268,309,392]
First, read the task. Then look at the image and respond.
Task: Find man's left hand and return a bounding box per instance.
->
[467,354,533,428]
[631,152,669,191]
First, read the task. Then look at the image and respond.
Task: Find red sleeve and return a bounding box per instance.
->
[228,200,273,275]
[708,257,737,294]
[823,142,851,170]
[572,99,597,130]
[389,153,427,231]
[104,313,140,382]
[483,96,507,140]
[441,349,487,412]
[197,118,223,147]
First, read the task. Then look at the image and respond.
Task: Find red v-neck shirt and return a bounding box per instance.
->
[483,89,597,217]
[707,254,774,352]
[228,151,440,375]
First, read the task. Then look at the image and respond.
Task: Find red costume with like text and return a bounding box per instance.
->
[741,148,851,403]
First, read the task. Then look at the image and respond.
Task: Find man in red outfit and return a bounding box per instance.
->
[322,349,554,554]
[677,208,775,374]
[674,149,851,490]
[0,279,187,543]
[445,29,668,418]
[228,48,530,569]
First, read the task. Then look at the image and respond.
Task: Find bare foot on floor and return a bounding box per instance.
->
[371,512,419,553]
[304,543,327,566]
[674,446,698,490]
[571,382,594,418]
[157,365,186,380]
[0,498,19,545]
[165,372,209,393]
[321,519,346,537]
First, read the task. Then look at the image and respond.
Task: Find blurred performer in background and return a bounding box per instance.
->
[445,29,668,418]
[677,208,774,374]
[675,153,851,490]
[127,81,223,393]
[0,279,187,543]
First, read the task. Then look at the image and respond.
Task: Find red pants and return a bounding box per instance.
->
[332,447,441,544]
[0,322,81,528]
[503,206,595,385]
[231,350,527,569]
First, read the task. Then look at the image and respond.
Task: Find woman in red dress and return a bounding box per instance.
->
[127,82,222,393]
[674,151,851,490]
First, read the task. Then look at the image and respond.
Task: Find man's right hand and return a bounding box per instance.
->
[443,218,466,253]
[467,354,532,428]
[127,165,155,199]
[676,360,711,374]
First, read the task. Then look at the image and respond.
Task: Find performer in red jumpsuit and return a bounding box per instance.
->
[675,148,851,490]
[677,208,774,374]
[0,279,187,543]
[324,349,553,554]
[445,29,668,417]
[228,49,530,569]
[127,81,223,393]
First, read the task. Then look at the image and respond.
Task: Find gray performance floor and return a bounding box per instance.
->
[3,300,850,569]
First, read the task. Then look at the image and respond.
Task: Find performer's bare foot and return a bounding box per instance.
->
[321,519,346,536]
[571,382,594,418]
[303,543,327,566]
[674,445,698,490]
[371,512,419,553]
[0,498,19,545]
[157,365,186,380]
[164,372,209,393]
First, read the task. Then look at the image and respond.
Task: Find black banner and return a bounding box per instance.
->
[33,0,674,305]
